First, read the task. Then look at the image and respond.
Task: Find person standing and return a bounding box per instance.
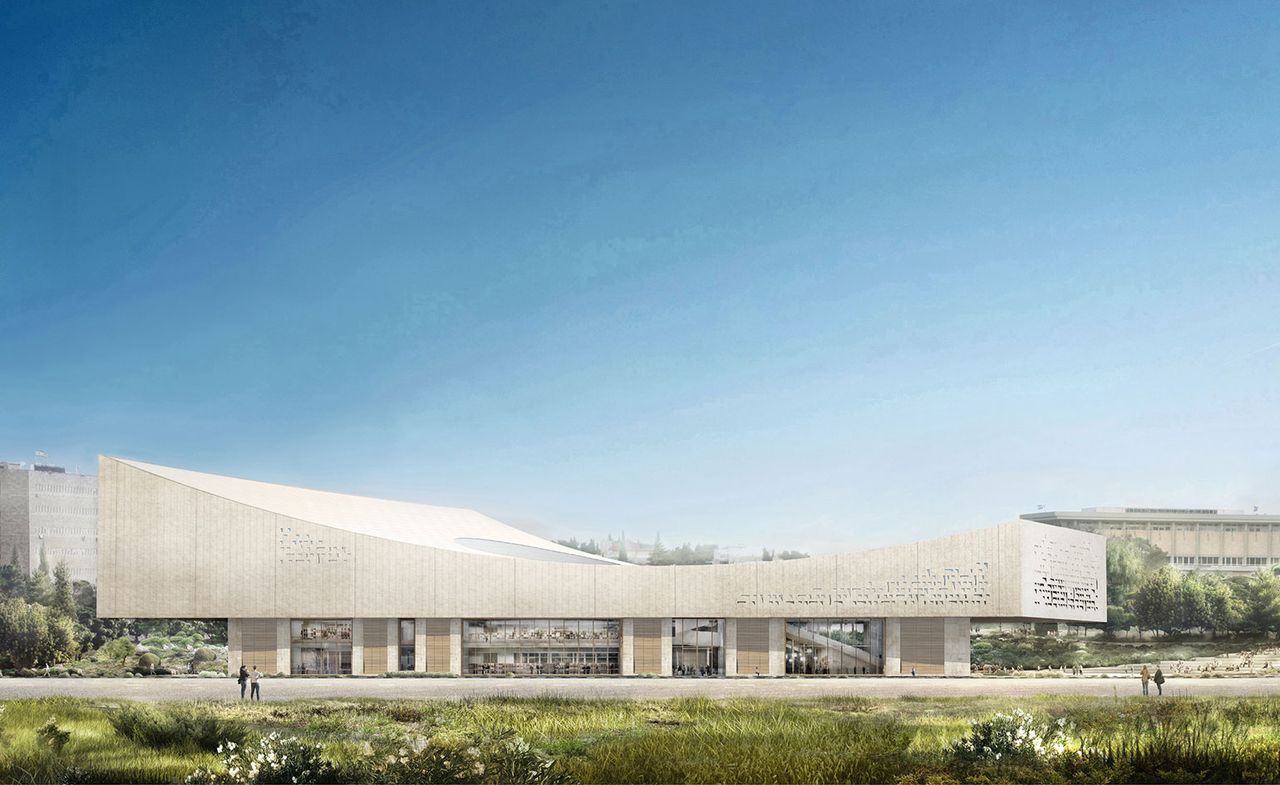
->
[237,665,248,700]
[249,665,262,701]
[1153,666,1165,696]
[1140,664,1150,696]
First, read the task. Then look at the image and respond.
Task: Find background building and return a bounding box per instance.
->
[1022,507,1280,574]
[98,456,1106,677]
[0,460,97,582]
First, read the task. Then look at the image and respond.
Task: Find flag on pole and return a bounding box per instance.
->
[35,450,47,459]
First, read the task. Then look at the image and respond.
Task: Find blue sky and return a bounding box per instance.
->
[2,1,1278,553]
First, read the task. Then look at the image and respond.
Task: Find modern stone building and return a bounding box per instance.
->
[0,461,98,582]
[98,457,1105,676]
[1022,507,1280,574]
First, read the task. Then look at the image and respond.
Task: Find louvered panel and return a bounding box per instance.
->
[899,617,945,675]
[632,618,664,675]
[425,618,452,673]
[241,619,277,672]
[363,618,389,674]
[735,619,770,675]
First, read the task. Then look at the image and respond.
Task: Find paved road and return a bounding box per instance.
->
[1,676,1277,702]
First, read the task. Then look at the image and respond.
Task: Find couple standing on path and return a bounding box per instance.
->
[1140,664,1165,696]
[237,664,262,700]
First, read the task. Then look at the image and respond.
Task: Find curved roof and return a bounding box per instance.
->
[115,458,621,566]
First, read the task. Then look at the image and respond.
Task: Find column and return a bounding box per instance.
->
[723,618,738,676]
[659,619,673,677]
[387,619,399,672]
[351,618,365,675]
[620,619,635,676]
[448,618,462,675]
[944,617,971,676]
[275,619,291,675]
[414,618,427,672]
[227,618,242,675]
[767,618,784,676]
[883,617,901,675]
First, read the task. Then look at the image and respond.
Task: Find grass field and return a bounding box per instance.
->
[3,694,1280,783]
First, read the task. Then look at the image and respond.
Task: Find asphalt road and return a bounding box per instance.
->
[0,676,1276,702]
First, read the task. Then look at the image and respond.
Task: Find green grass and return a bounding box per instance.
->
[5,695,1280,783]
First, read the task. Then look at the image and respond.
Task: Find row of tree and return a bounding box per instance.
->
[557,535,810,565]
[0,548,80,668]
[1105,537,1280,637]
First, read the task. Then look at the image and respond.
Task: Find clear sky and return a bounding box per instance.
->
[2,1,1278,554]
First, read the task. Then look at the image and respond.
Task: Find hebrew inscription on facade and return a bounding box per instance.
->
[277,525,352,565]
[1022,526,1104,620]
[736,562,992,609]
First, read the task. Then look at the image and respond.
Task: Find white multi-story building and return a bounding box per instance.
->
[1022,507,1280,573]
[0,461,98,582]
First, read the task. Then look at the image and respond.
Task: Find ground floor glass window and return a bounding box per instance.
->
[463,619,620,675]
[399,619,415,671]
[290,619,353,675]
[672,618,724,677]
[785,618,883,675]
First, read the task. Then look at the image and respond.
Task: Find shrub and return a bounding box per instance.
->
[100,636,134,664]
[138,652,161,669]
[193,647,217,663]
[372,731,569,785]
[187,733,337,784]
[110,703,248,753]
[0,598,79,668]
[951,708,1074,762]
[38,717,71,752]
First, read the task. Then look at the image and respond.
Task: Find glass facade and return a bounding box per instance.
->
[672,618,724,676]
[785,619,883,675]
[398,619,416,671]
[290,619,353,674]
[463,619,620,675]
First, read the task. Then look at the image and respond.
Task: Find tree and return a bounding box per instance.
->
[25,548,52,607]
[1178,571,1210,633]
[0,598,78,669]
[1107,537,1169,607]
[1201,573,1243,636]
[761,549,774,562]
[777,550,809,560]
[1103,537,1170,634]
[554,538,602,556]
[0,552,24,600]
[650,536,669,566]
[1241,569,1280,634]
[52,561,75,618]
[101,636,135,665]
[1132,567,1182,636]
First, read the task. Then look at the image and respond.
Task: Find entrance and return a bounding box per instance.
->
[293,645,352,675]
[671,618,724,676]
[290,619,353,675]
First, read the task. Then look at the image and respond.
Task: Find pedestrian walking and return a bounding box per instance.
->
[250,665,262,701]
[237,665,248,700]
[1153,666,1165,696]
[1140,664,1150,696]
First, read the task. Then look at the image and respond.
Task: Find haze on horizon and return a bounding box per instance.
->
[2,2,1278,555]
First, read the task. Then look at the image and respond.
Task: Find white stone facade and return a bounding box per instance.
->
[99,457,1105,676]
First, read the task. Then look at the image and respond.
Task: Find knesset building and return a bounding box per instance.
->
[97,457,1106,677]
